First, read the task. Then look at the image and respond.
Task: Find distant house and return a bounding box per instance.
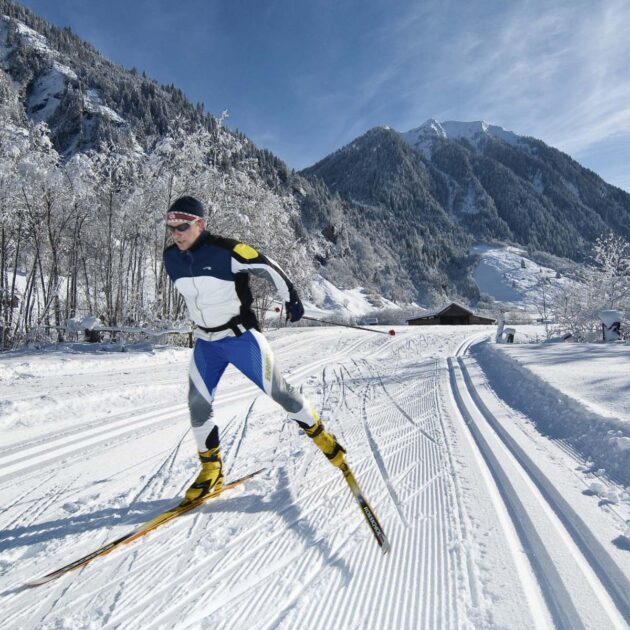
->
[407,303,496,326]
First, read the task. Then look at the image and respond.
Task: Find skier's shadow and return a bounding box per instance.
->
[199,467,353,585]
[2,468,351,591]
[0,499,175,552]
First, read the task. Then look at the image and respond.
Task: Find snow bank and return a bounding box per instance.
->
[472,342,630,487]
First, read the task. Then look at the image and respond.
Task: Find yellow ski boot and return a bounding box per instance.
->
[181,445,224,505]
[303,417,346,468]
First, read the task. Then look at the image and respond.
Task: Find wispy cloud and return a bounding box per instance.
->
[389,0,630,160]
[287,0,630,186]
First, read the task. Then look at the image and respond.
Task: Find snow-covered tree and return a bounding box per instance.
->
[591,232,630,310]
[551,232,629,340]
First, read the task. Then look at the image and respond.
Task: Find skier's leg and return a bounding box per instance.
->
[227,329,346,467]
[182,339,229,504]
[188,339,228,449]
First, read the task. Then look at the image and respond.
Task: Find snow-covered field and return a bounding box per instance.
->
[1,326,629,629]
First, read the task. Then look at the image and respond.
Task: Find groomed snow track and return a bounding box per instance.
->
[448,336,630,629]
[1,327,629,629]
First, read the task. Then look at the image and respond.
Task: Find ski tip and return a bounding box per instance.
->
[380,539,392,555]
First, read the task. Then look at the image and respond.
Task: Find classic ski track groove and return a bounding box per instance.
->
[52,464,365,627]
[17,348,447,626]
[357,377,408,528]
[4,373,185,405]
[7,328,622,628]
[0,338,368,488]
[448,337,629,629]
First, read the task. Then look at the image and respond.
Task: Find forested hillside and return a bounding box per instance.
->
[2,0,629,350]
[304,121,630,267]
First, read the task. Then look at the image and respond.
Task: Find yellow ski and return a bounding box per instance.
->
[340,463,391,554]
[25,469,264,587]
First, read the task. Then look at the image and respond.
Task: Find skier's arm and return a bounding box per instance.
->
[230,243,304,321]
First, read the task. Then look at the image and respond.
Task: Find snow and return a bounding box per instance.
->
[3,16,124,131]
[84,88,126,125]
[472,340,630,490]
[27,67,67,122]
[600,310,623,327]
[400,118,523,156]
[460,185,478,214]
[13,19,51,55]
[471,243,578,311]
[1,324,629,627]
[305,274,402,318]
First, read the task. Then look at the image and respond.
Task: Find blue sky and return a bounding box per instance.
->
[17,0,630,191]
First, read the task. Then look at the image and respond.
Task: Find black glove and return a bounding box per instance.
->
[285,300,304,322]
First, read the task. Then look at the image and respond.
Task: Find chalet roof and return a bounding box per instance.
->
[406,302,474,321]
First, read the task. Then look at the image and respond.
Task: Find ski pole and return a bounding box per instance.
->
[302,315,396,336]
[270,307,395,336]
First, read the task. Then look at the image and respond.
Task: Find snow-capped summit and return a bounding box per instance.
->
[400,119,522,157]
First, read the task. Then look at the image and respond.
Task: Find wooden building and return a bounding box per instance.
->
[407,303,496,326]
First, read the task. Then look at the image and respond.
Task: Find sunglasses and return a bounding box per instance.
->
[167,219,199,233]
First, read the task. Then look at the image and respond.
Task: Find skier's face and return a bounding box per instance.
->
[167,219,205,251]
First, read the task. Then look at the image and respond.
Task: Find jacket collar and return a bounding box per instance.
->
[184,230,210,253]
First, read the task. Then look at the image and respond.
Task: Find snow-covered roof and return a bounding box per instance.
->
[406,302,474,321]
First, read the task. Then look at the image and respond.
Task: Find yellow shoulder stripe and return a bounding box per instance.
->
[233,243,259,260]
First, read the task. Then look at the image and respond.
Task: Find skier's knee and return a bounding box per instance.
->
[188,385,213,427]
[270,378,302,413]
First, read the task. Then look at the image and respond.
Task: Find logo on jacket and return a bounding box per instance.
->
[203,266,212,271]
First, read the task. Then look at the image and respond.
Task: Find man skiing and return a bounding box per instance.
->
[163,195,346,505]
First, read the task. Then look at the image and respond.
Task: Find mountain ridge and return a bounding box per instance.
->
[302,119,630,268]
[2,0,629,316]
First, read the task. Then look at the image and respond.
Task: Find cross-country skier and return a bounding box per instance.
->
[163,196,346,505]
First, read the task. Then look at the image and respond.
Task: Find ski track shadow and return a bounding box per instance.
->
[2,469,352,589]
[208,468,352,585]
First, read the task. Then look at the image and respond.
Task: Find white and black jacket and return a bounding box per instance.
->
[163,232,300,332]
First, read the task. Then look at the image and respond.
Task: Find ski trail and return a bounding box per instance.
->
[455,348,630,626]
[358,379,408,528]
[365,358,439,444]
[3,327,586,629]
[104,470,357,628]
[446,336,629,628]
[224,399,255,471]
[130,428,190,504]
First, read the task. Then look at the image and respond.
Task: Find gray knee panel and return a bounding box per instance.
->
[188,378,213,427]
[270,365,303,413]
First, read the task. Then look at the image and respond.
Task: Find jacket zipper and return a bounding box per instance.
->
[186,251,209,327]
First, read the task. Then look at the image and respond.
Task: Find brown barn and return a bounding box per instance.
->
[407,303,496,326]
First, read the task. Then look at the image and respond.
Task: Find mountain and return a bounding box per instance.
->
[2,0,629,324]
[0,1,364,321]
[0,0,293,181]
[301,127,478,301]
[302,119,630,290]
[0,0,430,311]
